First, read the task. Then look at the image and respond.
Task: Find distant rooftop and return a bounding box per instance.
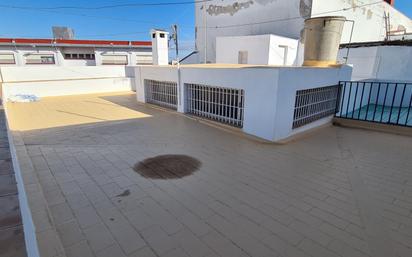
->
[340,39,412,48]
[0,38,152,48]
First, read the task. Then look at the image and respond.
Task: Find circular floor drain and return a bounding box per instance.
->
[133,154,201,179]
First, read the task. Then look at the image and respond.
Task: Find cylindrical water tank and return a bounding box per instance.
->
[303,16,346,67]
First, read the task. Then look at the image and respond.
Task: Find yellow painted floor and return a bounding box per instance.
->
[6,91,151,131]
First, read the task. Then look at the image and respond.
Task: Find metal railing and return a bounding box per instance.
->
[185,83,245,127]
[335,81,412,127]
[293,85,341,129]
[144,79,178,110]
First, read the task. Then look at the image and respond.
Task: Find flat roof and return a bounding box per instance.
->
[6,92,412,257]
[340,39,412,48]
[0,38,152,48]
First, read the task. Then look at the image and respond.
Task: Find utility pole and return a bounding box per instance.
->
[171,24,179,63]
[203,2,207,63]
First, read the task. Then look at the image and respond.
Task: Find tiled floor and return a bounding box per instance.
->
[0,104,27,257]
[6,92,412,257]
[343,104,412,126]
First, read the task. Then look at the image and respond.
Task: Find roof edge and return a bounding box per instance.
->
[0,38,151,47]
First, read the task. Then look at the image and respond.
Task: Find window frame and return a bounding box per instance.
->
[25,53,56,65]
[63,53,95,60]
[0,53,16,65]
[101,54,129,65]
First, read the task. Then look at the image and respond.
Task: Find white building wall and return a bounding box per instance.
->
[216,35,271,64]
[311,0,412,44]
[134,66,179,103]
[195,0,305,63]
[195,0,412,63]
[268,35,299,66]
[275,66,352,139]
[0,46,152,66]
[216,34,299,65]
[134,64,352,142]
[0,66,133,100]
[338,45,412,81]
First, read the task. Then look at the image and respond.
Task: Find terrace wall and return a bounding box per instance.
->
[0,66,135,100]
[134,65,352,142]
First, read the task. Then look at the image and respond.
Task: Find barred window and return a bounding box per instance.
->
[293,85,340,128]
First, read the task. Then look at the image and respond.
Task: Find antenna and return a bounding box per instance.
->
[170,24,179,63]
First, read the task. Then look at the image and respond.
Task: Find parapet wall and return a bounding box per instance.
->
[134,64,352,142]
[0,66,135,100]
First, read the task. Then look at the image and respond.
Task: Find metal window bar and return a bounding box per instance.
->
[144,79,178,110]
[185,83,245,128]
[293,85,341,129]
[335,81,412,127]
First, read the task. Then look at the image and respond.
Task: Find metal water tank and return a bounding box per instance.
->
[303,16,346,67]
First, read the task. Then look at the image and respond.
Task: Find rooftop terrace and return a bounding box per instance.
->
[4,91,412,257]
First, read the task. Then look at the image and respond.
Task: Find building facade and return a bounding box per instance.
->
[216,34,299,65]
[195,0,412,63]
[0,38,153,66]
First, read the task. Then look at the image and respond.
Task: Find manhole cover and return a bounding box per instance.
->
[133,154,201,179]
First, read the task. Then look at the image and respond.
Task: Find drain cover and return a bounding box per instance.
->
[133,154,201,179]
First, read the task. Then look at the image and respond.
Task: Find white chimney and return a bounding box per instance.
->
[151,29,169,65]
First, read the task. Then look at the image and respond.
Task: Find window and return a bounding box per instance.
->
[144,79,178,110]
[238,51,248,64]
[101,55,128,65]
[159,33,165,38]
[152,33,156,38]
[185,84,245,128]
[63,53,95,60]
[136,53,153,65]
[0,53,16,64]
[25,54,55,64]
[293,85,341,128]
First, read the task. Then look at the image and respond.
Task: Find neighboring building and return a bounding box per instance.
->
[216,34,299,65]
[339,40,412,81]
[0,38,153,66]
[194,0,412,63]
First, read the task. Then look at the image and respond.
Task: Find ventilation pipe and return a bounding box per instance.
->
[302,16,346,67]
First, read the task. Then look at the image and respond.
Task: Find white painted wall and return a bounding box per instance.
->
[195,0,412,63]
[338,45,412,81]
[134,66,179,104]
[216,34,299,65]
[195,0,305,63]
[276,66,352,139]
[0,46,152,66]
[151,30,169,65]
[312,0,412,44]
[0,66,133,100]
[0,66,127,82]
[134,64,352,142]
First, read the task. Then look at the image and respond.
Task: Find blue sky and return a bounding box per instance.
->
[0,0,411,56]
[0,0,198,55]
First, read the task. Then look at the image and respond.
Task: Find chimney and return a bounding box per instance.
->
[383,0,395,6]
[151,29,169,65]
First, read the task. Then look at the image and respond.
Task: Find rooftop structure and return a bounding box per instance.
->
[0,37,153,66]
[0,42,411,257]
[194,0,412,63]
[0,3,411,257]
[2,90,412,257]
